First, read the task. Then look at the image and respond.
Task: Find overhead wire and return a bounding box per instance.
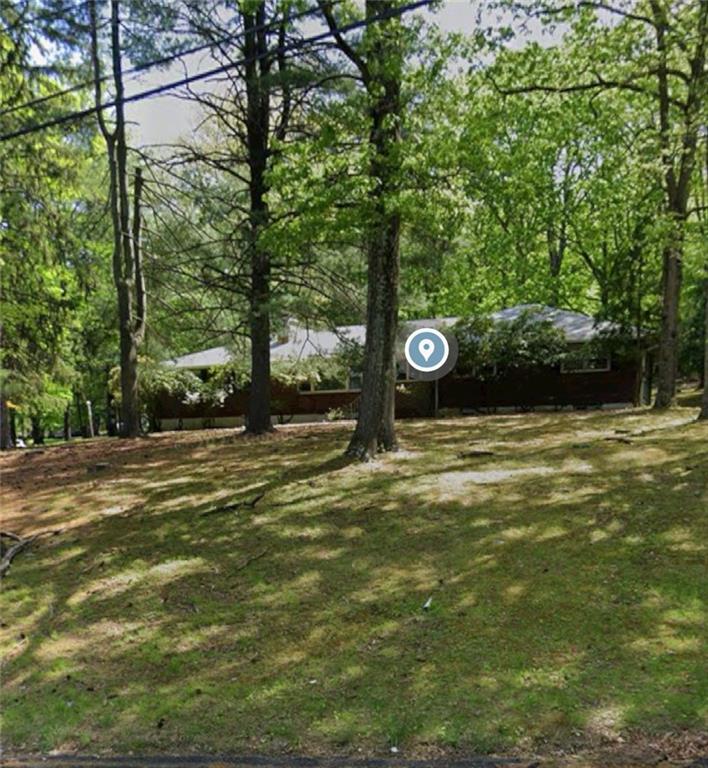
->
[0,0,434,142]
[0,0,345,118]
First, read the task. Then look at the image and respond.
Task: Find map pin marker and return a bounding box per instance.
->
[418,338,435,362]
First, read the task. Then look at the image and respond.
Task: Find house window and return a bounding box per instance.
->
[316,374,348,391]
[348,370,363,391]
[561,355,611,374]
[299,371,359,393]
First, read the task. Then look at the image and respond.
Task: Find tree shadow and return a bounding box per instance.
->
[1,410,706,755]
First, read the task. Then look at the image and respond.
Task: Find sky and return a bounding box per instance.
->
[125,0,553,148]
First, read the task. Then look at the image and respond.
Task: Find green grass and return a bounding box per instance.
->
[1,407,706,756]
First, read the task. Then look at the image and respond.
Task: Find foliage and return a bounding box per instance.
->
[0,13,110,438]
[3,0,706,440]
[209,341,364,395]
[454,309,568,376]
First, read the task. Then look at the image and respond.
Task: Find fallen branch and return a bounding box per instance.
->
[0,527,63,577]
[201,491,265,517]
[0,535,37,578]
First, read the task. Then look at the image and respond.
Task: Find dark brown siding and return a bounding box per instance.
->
[154,380,435,421]
[440,359,640,410]
[154,359,640,423]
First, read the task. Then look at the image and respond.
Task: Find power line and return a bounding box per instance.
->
[0,0,432,143]
[0,0,343,119]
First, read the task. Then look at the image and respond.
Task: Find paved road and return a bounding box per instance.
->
[2,755,707,768]
[0,757,527,768]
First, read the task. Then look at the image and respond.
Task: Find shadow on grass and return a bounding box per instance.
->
[1,409,706,756]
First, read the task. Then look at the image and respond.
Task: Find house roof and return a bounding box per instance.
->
[164,305,617,370]
[489,304,617,344]
[163,346,234,369]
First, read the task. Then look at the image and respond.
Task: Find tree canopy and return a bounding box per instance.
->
[1,0,706,447]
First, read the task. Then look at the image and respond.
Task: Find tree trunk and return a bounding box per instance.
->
[346,163,401,460]
[63,407,71,441]
[348,213,400,459]
[377,350,398,451]
[651,0,705,408]
[248,258,272,434]
[244,3,274,435]
[699,278,708,420]
[106,372,117,437]
[89,0,146,439]
[75,391,86,437]
[30,416,44,445]
[345,0,402,460]
[118,285,141,436]
[0,400,13,450]
[654,239,683,408]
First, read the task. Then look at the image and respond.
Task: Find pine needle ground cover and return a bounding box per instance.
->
[1,408,706,758]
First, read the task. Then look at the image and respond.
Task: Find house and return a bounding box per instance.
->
[155,305,649,430]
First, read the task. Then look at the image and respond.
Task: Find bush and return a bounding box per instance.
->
[454,309,568,377]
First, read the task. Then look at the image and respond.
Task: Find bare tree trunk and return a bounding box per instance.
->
[348,208,400,459]
[244,3,273,435]
[89,0,146,438]
[105,367,117,436]
[377,350,398,451]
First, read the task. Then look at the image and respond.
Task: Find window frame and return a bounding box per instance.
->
[299,370,362,394]
[560,354,612,374]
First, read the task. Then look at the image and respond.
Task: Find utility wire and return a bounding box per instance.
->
[0,0,344,118]
[0,0,433,143]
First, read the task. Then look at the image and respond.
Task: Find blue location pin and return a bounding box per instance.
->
[404,327,456,377]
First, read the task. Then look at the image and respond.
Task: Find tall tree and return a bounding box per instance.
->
[460,62,665,326]
[649,0,707,407]
[89,0,146,438]
[0,2,101,448]
[499,0,707,407]
[700,274,708,420]
[164,0,317,435]
[320,0,406,459]
[243,2,276,434]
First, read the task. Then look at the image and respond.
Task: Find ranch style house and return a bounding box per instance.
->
[156,304,651,430]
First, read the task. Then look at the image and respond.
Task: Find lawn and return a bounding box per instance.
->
[1,406,706,760]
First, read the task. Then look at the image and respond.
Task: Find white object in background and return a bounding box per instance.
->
[86,400,94,438]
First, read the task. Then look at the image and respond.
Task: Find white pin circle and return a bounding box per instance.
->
[404,327,450,373]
